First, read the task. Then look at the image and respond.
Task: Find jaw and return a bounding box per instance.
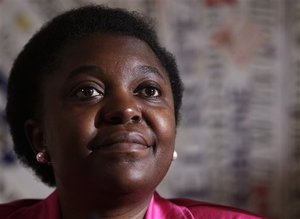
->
[56,173,154,219]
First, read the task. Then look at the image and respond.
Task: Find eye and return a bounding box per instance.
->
[138,86,161,97]
[73,86,103,100]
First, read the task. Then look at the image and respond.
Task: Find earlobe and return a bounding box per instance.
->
[24,119,45,153]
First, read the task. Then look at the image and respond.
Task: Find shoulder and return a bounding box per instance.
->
[0,190,60,219]
[0,199,41,218]
[169,198,265,219]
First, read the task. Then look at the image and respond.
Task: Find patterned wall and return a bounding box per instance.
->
[0,0,299,218]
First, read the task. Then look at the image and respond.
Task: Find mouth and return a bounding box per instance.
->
[89,131,151,153]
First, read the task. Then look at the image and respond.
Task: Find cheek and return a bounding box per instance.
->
[145,107,176,183]
[44,110,96,164]
[148,107,176,151]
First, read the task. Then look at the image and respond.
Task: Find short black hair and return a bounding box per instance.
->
[6,5,183,186]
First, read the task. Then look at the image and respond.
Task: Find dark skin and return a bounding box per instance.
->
[25,33,176,219]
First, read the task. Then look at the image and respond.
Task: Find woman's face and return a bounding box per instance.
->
[36,33,176,194]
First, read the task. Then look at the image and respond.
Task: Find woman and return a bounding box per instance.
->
[1,5,263,219]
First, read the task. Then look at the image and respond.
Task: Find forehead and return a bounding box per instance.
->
[62,33,152,55]
[53,33,169,80]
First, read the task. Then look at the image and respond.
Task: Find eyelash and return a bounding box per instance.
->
[72,85,103,101]
[135,84,161,98]
[70,82,162,101]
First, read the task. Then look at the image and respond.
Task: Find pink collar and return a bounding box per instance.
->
[4,190,195,219]
[144,192,194,219]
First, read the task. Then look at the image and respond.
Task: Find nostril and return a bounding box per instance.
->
[109,116,122,124]
[131,115,141,123]
[103,107,142,124]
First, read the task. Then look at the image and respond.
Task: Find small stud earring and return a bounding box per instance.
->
[36,151,48,164]
[173,151,178,161]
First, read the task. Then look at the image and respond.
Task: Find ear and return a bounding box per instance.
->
[24,119,45,153]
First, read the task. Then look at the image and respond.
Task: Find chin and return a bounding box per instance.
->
[83,156,161,195]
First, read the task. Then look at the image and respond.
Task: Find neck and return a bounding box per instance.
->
[57,187,153,219]
[87,204,149,219]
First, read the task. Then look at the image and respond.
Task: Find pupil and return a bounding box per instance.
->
[83,88,93,96]
[146,88,155,96]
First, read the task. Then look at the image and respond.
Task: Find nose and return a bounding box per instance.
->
[100,93,142,125]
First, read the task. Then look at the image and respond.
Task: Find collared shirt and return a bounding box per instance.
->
[0,190,264,219]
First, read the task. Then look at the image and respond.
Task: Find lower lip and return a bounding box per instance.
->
[93,143,150,154]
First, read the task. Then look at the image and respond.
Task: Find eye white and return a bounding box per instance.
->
[76,87,101,98]
[140,87,160,97]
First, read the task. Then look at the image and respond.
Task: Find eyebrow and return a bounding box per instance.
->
[135,65,167,83]
[65,64,167,82]
[66,65,103,80]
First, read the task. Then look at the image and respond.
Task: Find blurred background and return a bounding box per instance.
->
[0,0,299,218]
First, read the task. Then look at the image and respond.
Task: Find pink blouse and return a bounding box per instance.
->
[0,190,264,219]
[145,192,264,219]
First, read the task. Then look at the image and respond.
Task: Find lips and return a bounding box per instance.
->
[89,131,151,152]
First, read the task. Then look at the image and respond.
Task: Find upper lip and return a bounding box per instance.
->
[89,131,151,151]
